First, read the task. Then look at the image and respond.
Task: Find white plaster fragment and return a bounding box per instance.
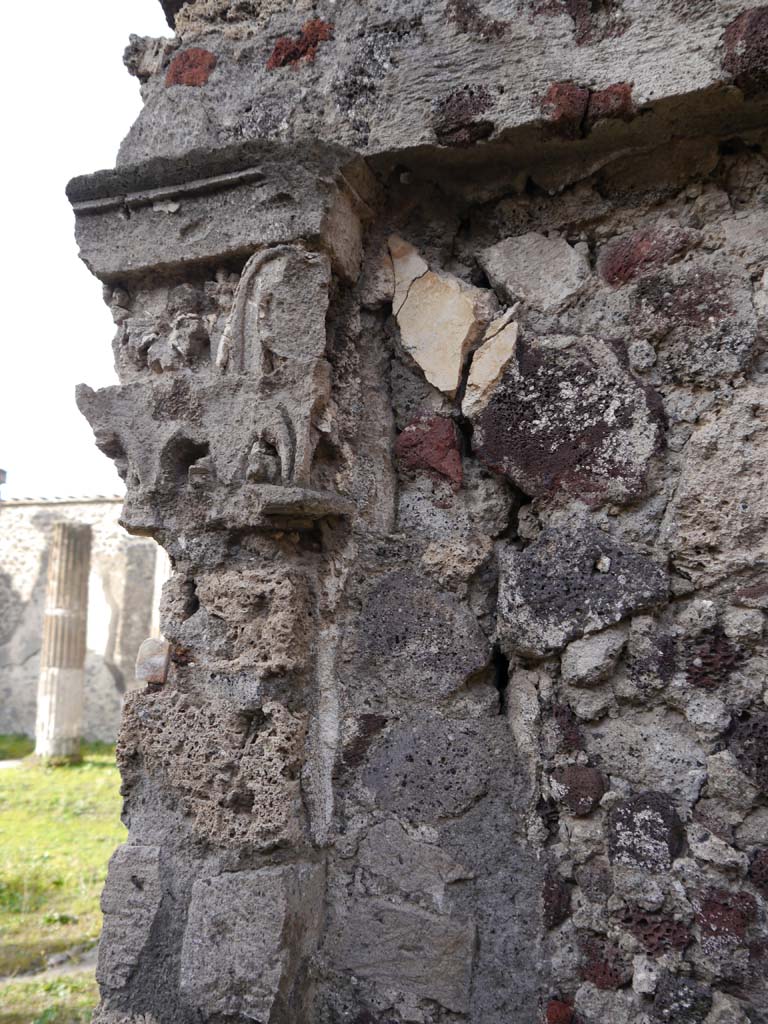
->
[462,311,518,417]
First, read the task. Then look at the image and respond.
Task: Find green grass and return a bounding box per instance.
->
[0,736,34,761]
[0,973,97,1024]
[0,739,124,1021]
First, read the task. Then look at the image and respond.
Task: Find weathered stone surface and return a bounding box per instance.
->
[69,147,374,280]
[728,712,768,793]
[119,693,307,850]
[561,624,628,687]
[632,254,758,387]
[598,219,694,285]
[622,908,690,957]
[580,935,632,990]
[652,971,712,1023]
[97,846,162,990]
[358,820,472,903]
[587,713,706,805]
[193,567,311,674]
[723,7,768,95]
[179,865,324,1020]
[498,524,668,657]
[69,5,768,1021]
[471,334,664,505]
[661,387,768,589]
[328,900,476,1012]
[607,792,684,871]
[479,233,590,311]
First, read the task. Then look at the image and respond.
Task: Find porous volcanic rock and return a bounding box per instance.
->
[470,334,664,506]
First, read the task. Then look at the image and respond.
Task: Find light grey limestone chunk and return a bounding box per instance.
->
[661,386,768,589]
[574,982,640,1024]
[586,712,706,806]
[478,232,590,311]
[561,624,628,687]
[686,823,749,876]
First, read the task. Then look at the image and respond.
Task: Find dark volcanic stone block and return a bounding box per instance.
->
[498,523,668,657]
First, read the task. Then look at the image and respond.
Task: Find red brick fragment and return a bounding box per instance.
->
[541,81,590,137]
[723,7,768,95]
[395,415,463,490]
[585,82,634,127]
[267,19,333,71]
[165,48,217,87]
[546,999,574,1024]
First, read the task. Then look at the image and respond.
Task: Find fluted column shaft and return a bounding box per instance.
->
[34,522,92,760]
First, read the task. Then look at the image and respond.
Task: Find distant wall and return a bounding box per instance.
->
[0,497,160,742]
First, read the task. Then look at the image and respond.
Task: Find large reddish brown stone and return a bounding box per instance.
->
[165,48,218,87]
[723,7,768,95]
[695,887,757,954]
[620,907,691,955]
[471,334,663,507]
[395,415,463,490]
[580,935,631,990]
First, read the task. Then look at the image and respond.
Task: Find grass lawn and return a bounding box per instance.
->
[0,737,33,762]
[0,973,97,1024]
[0,740,124,1023]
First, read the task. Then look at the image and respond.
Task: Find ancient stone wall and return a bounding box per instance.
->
[0,498,159,742]
[72,3,768,1022]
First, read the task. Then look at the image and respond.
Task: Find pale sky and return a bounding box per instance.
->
[0,1,171,499]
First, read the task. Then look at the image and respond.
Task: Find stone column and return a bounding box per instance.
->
[34,522,92,761]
